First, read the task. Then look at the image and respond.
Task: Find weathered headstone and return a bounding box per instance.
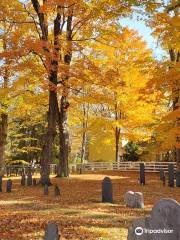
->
[102,177,113,203]
[33,178,37,186]
[27,173,33,186]
[124,191,144,209]
[44,223,60,240]
[168,163,174,187]
[0,176,2,192]
[162,174,166,186]
[159,169,164,181]
[128,198,180,240]
[54,186,60,196]
[21,174,26,186]
[176,171,180,187]
[6,179,12,193]
[140,163,145,185]
[44,184,49,195]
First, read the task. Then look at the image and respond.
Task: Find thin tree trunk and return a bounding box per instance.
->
[80,102,89,174]
[114,94,121,162]
[80,126,87,174]
[115,127,120,162]
[0,38,9,176]
[0,114,8,176]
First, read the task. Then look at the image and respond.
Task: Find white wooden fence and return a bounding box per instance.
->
[73,162,177,173]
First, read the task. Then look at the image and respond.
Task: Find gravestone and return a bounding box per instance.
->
[102,177,113,203]
[44,184,49,195]
[21,174,26,186]
[54,186,60,196]
[124,191,144,209]
[162,174,166,186]
[159,169,164,181]
[33,178,37,186]
[168,163,174,187]
[140,163,145,185]
[0,176,2,192]
[44,223,60,240]
[128,198,180,240]
[6,179,12,193]
[27,173,33,186]
[176,171,180,187]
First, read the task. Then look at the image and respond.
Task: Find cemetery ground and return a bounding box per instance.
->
[0,171,180,240]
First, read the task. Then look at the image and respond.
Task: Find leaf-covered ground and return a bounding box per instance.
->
[0,171,179,240]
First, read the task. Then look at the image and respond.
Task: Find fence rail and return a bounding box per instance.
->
[0,162,177,176]
[74,162,177,173]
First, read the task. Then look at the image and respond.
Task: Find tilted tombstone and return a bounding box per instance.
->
[102,177,113,203]
[128,198,180,240]
[21,174,26,186]
[176,171,180,187]
[44,223,60,240]
[140,163,145,185]
[168,163,174,187]
[44,184,49,195]
[33,178,37,186]
[54,186,60,196]
[0,176,2,192]
[27,173,33,186]
[6,179,12,193]
[124,191,144,209]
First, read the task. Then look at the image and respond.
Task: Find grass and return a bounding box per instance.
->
[0,171,179,240]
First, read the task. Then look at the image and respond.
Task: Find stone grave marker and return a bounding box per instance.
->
[27,173,33,186]
[21,174,26,186]
[6,179,12,193]
[162,173,166,186]
[44,184,49,195]
[54,186,60,196]
[44,223,60,240]
[168,163,174,187]
[124,191,144,209]
[33,178,37,186]
[0,176,2,192]
[128,198,180,240]
[140,163,145,185]
[159,169,164,181]
[102,177,113,203]
[176,170,180,187]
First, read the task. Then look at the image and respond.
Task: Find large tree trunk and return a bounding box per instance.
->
[0,114,8,176]
[40,88,58,185]
[169,50,180,171]
[57,13,73,177]
[58,95,69,177]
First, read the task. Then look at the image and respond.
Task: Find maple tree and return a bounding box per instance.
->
[146,0,180,177]
[0,0,179,186]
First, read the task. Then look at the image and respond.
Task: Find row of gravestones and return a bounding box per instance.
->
[21,173,37,186]
[43,198,180,240]
[0,174,61,197]
[139,163,180,187]
[42,175,180,239]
